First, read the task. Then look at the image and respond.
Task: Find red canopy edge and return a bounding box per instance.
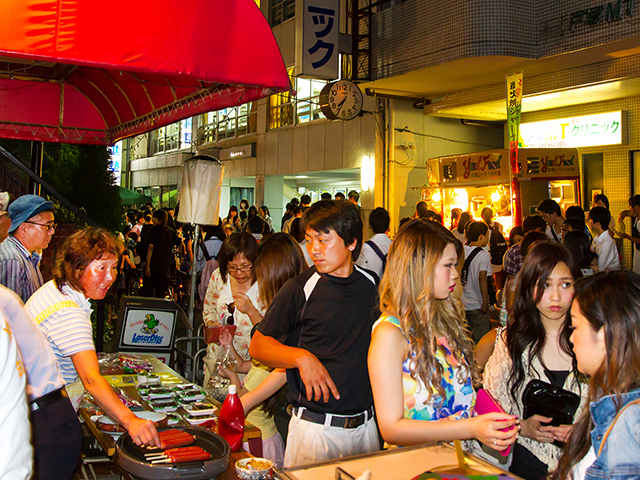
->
[0,0,291,145]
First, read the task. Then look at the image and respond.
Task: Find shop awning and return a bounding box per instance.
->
[0,0,290,146]
[118,186,153,206]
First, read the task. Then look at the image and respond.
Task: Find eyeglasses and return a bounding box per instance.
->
[23,221,57,232]
[226,264,252,273]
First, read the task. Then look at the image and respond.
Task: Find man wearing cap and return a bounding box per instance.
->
[0,194,55,303]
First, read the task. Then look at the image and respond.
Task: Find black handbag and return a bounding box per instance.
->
[522,379,580,426]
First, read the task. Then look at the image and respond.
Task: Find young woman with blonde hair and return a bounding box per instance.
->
[368,219,519,450]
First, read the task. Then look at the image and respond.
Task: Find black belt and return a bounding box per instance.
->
[294,406,374,429]
[30,387,68,412]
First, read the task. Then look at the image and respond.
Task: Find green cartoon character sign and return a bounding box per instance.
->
[141,313,160,334]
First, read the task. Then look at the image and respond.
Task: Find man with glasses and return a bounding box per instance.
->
[0,195,55,303]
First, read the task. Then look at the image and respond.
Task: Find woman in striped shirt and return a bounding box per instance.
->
[26,227,161,448]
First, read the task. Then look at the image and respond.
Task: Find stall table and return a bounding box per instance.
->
[277,443,522,480]
[78,355,261,478]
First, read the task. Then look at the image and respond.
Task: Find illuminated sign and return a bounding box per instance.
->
[516,149,580,179]
[219,144,256,161]
[440,150,510,184]
[520,111,627,148]
[107,141,122,186]
[122,310,174,349]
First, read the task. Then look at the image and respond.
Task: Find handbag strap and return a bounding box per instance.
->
[597,398,640,456]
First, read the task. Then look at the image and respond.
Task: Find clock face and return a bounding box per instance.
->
[320,81,363,121]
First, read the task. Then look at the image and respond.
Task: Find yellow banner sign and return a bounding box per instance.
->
[507,72,523,173]
[516,148,580,178]
[440,150,510,184]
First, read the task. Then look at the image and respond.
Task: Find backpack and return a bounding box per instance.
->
[365,240,387,275]
[488,225,508,266]
[461,247,483,288]
[197,241,219,302]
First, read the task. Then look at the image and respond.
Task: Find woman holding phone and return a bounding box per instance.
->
[484,242,589,479]
[368,220,519,451]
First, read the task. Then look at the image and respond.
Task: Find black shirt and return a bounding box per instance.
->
[148,224,180,279]
[257,266,379,415]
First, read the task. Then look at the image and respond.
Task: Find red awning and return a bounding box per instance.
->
[0,0,290,145]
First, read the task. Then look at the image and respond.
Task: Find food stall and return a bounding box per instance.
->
[426,148,581,228]
[80,354,262,479]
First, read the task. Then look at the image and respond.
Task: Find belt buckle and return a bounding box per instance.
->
[344,416,358,428]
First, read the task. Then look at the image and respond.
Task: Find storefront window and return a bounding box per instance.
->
[152,120,192,154]
[161,185,178,208]
[269,69,327,129]
[200,103,257,144]
[270,0,295,26]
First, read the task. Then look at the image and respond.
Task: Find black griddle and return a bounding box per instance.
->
[115,426,230,480]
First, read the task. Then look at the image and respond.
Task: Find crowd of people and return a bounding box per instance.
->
[0,187,638,479]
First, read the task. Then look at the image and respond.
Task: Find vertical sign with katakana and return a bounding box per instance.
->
[506,72,523,174]
[296,0,340,80]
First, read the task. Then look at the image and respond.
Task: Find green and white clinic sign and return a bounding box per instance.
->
[520,111,627,148]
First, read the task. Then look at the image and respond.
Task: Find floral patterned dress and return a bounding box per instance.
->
[202,268,264,360]
[373,315,475,421]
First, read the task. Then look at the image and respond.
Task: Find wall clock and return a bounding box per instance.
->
[319,80,363,121]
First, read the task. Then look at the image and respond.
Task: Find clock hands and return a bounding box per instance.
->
[336,97,347,114]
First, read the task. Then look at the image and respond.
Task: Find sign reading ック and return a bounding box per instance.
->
[295,0,340,80]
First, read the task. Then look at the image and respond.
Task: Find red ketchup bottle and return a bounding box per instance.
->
[218,384,245,451]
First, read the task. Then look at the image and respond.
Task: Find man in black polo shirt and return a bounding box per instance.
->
[250,200,380,467]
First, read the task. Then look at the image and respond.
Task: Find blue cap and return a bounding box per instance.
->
[8,195,55,233]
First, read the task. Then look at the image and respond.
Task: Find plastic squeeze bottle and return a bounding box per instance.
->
[217,384,245,451]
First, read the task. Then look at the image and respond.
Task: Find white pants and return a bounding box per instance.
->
[283,407,380,468]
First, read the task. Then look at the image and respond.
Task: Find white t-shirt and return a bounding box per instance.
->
[356,233,392,279]
[0,309,33,479]
[462,245,492,311]
[546,224,562,243]
[0,285,63,402]
[592,230,620,271]
[299,240,313,268]
[570,446,596,480]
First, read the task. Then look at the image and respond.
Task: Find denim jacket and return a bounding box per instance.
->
[585,388,640,479]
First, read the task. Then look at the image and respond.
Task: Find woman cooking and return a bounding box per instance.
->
[25,227,160,447]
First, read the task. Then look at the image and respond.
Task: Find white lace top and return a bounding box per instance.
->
[202,268,264,360]
[483,329,589,471]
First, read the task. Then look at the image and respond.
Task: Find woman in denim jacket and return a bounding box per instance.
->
[552,270,640,480]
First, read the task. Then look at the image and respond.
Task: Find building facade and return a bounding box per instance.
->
[123,0,640,265]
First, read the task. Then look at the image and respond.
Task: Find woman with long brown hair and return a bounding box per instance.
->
[368,219,519,450]
[552,271,640,479]
[484,242,589,479]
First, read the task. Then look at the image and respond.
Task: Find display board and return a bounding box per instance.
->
[113,296,187,360]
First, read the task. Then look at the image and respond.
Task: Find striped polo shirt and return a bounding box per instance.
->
[0,235,44,303]
[25,280,94,385]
